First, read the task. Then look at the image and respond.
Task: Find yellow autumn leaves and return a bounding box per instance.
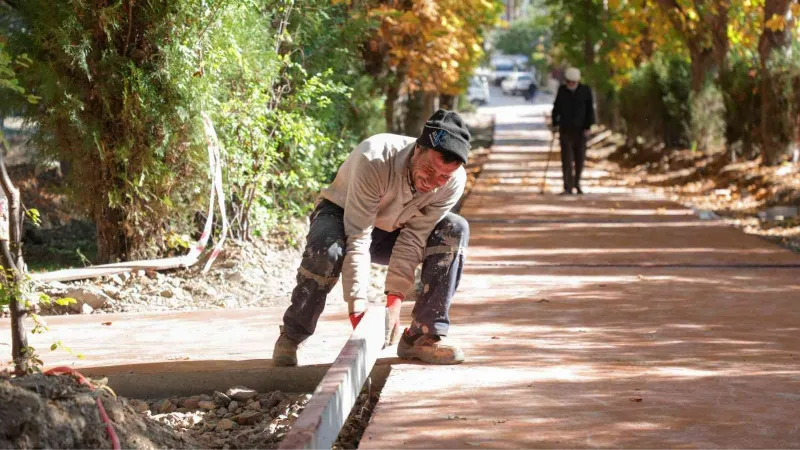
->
[368,0,502,95]
[764,4,800,32]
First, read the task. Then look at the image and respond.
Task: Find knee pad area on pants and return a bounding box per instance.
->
[298,239,344,287]
[429,214,470,248]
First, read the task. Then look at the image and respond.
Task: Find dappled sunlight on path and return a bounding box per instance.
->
[362,95,800,449]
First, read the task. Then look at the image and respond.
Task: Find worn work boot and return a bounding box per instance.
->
[273,326,304,367]
[397,330,465,365]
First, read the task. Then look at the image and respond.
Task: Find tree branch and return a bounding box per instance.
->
[654,0,691,37]
[0,138,27,375]
[124,0,134,56]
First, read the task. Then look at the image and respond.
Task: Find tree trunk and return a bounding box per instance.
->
[384,76,408,134]
[689,45,716,92]
[423,92,436,121]
[0,145,28,374]
[655,0,729,91]
[711,4,730,73]
[95,204,129,263]
[385,87,398,134]
[404,90,427,137]
[440,94,455,110]
[759,0,794,166]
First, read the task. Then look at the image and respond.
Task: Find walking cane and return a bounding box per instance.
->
[541,129,557,194]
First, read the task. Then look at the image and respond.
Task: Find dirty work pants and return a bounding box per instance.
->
[559,130,586,192]
[282,199,468,343]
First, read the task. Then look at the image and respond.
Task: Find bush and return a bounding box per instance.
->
[689,81,726,152]
[760,42,800,165]
[2,1,208,263]
[2,1,381,257]
[619,63,665,145]
[719,58,762,159]
[618,54,692,148]
[189,1,379,239]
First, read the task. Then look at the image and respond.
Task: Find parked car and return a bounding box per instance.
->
[490,62,517,86]
[501,72,535,96]
[467,76,490,105]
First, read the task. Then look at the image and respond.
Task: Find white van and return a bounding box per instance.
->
[467,76,490,105]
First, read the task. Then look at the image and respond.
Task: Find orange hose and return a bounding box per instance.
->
[44,366,121,450]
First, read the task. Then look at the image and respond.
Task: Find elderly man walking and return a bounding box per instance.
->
[551,67,595,195]
[273,110,471,366]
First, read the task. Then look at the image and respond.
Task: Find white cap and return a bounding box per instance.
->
[565,67,581,82]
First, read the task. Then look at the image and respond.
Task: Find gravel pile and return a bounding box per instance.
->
[29,238,390,316]
[135,386,310,449]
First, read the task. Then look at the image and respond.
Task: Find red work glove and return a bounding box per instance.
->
[349,311,365,329]
[384,294,403,347]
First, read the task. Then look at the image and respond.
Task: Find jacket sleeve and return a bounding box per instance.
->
[341,155,384,313]
[551,87,562,127]
[384,175,465,297]
[585,86,596,130]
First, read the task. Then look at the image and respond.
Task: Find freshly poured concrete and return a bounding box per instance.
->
[0,303,355,397]
[360,99,800,448]
[1,304,351,369]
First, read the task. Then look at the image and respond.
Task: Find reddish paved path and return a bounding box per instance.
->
[2,99,799,448]
[360,102,800,448]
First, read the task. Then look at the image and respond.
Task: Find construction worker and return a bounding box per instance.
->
[551,67,595,195]
[273,110,471,366]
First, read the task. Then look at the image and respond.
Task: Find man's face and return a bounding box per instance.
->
[411,146,461,194]
[567,80,579,91]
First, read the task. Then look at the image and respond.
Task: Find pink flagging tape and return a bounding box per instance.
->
[180,113,220,268]
[200,113,229,274]
[279,307,385,450]
[29,113,228,283]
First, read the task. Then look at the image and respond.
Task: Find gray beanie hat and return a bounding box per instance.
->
[416,109,472,164]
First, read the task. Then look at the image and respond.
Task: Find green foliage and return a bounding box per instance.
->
[720,41,800,163]
[545,0,614,91]
[2,1,209,262]
[760,41,800,163]
[619,53,692,148]
[493,13,552,82]
[494,15,551,57]
[165,232,190,251]
[0,42,38,143]
[75,248,91,267]
[719,58,761,158]
[0,268,82,373]
[0,42,28,98]
[2,0,474,260]
[689,82,726,152]
[619,65,663,144]
[24,208,41,227]
[186,1,377,239]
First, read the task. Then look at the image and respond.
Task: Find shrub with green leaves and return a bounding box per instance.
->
[720,57,762,159]
[689,82,726,152]
[187,1,380,239]
[2,0,381,259]
[2,1,209,263]
[619,54,692,148]
[760,41,800,165]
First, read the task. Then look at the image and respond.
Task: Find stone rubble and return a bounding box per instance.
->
[31,238,390,316]
[139,387,313,449]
